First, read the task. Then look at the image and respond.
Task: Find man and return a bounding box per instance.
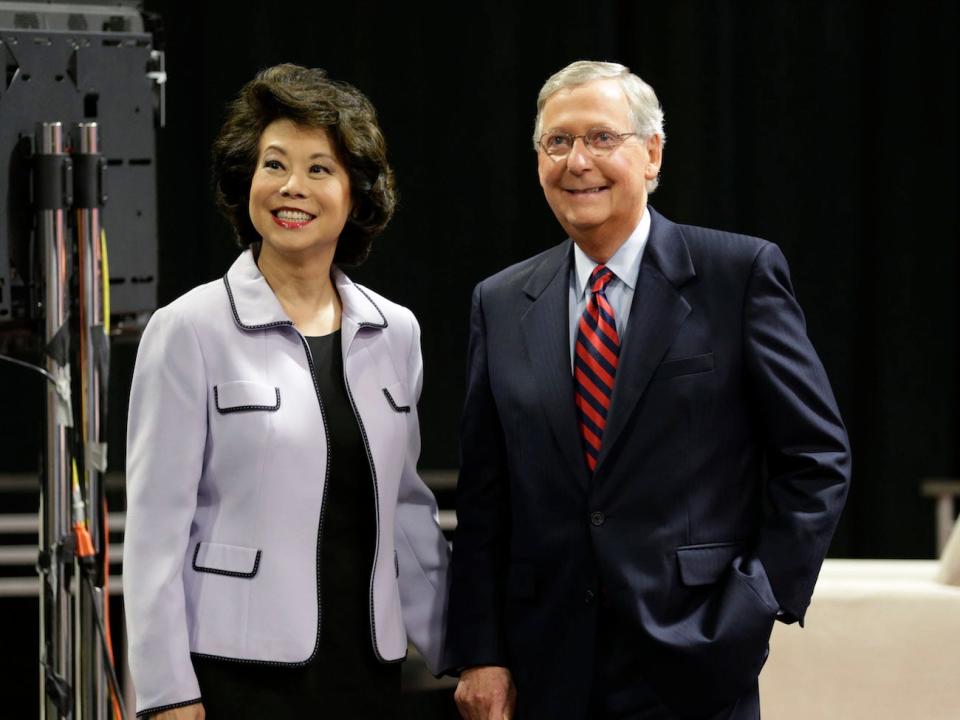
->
[445,60,850,720]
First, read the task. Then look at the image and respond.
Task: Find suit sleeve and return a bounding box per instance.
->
[394,310,452,675]
[444,282,511,670]
[744,243,851,623]
[123,306,206,715]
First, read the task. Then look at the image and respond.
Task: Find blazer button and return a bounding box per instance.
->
[590,510,605,527]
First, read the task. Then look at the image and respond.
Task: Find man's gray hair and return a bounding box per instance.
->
[533,60,665,192]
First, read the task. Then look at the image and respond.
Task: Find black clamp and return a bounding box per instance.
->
[73,153,107,208]
[33,154,73,210]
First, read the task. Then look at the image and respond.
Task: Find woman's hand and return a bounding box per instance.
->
[152,703,205,719]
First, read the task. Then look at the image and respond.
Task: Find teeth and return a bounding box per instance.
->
[570,187,604,193]
[276,210,313,221]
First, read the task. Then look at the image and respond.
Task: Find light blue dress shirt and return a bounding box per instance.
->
[568,208,651,370]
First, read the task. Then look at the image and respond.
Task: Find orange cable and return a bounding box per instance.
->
[102,498,122,720]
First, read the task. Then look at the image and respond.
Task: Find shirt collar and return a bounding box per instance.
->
[573,207,650,300]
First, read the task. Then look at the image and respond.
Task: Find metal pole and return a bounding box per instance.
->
[36,121,74,720]
[74,121,109,720]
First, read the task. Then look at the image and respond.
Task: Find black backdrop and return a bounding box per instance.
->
[0,1,957,714]
[141,0,960,557]
[131,0,960,558]
[5,1,957,561]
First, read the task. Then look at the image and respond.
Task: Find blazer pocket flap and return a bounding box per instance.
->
[382,383,411,413]
[193,541,262,578]
[214,381,280,413]
[653,352,714,381]
[676,542,741,586]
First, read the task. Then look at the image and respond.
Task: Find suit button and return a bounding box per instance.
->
[590,511,605,527]
[585,589,596,605]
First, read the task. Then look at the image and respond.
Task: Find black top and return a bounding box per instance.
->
[191,331,400,719]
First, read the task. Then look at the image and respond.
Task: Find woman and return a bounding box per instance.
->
[123,64,450,719]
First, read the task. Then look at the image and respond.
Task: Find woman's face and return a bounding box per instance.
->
[248,118,352,259]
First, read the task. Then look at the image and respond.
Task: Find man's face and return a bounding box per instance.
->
[537,79,661,250]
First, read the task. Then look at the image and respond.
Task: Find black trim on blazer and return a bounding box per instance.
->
[137,697,203,718]
[191,334,336,670]
[382,387,411,413]
[352,284,389,328]
[189,644,409,667]
[223,272,388,331]
[214,271,407,667]
[192,542,262,578]
[343,353,396,664]
[217,274,329,669]
[294,334,332,666]
[214,385,281,413]
[223,274,295,332]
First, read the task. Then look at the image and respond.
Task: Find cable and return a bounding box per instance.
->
[13,224,121,717]
[102,499,122,720]
[99,229,121,719]
[0,353,59,384]
[101,228,111,334]
[80,571,128,720]
[71,461,95,557]
[10,337,77,715]
[72,485,123,719]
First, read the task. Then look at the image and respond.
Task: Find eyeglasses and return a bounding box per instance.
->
[537,128,638,158]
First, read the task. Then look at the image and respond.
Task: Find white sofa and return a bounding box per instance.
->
[760,556,960,719]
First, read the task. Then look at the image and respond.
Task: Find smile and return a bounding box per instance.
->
[271,208,316,229]
[564,186,609,195]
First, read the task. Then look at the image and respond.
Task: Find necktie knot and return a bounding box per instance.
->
[589,265,615,294]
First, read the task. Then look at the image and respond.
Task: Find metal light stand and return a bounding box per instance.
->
[36,121,75,720]
[0,8,162,717]
[35,119,114,720]
[74,121,109,720]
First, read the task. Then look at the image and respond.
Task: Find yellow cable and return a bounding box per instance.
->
[100,228,110,334]
[71,458,87,528]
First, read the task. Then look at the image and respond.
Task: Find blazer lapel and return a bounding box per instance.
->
[520,242,591,490]
[595,209,696,473]
[333,267,388,358]
[223,251,388,348]
[223,249,292,330]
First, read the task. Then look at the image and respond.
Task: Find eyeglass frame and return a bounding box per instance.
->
[536,127,639,159]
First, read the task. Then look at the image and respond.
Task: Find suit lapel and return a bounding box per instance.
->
[520,242,591,490]
[595,209,696,473]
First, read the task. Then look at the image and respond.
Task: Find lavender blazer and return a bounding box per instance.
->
[123,250,450,716]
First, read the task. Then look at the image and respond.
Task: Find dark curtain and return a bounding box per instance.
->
[102,0,960,558]
[1,1,956,715]
[4,1,957,562]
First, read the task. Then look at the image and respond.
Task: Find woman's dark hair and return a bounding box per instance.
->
[212,63,396,266]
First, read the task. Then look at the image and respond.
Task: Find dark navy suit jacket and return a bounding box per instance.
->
[445,208,851,718]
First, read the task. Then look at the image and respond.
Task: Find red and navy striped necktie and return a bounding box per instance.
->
[574,264,620,473]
